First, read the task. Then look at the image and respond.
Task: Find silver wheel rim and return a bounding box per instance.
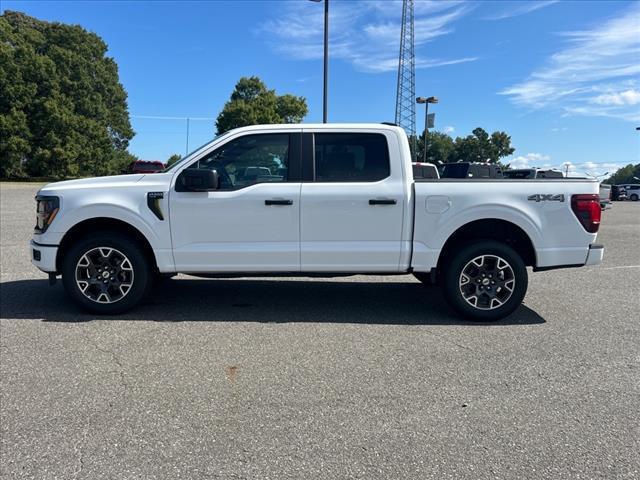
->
[75,247,134,304]
[459,255,515,310]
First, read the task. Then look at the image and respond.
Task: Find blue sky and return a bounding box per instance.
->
[3,0,639,176]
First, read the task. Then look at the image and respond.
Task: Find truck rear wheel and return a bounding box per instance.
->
[61,232,151,314]
[442,241,528,321]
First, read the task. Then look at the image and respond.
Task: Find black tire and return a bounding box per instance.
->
[413,272,433,285]
[631,194,639,201]
[61,232,151,314]
[442,241,528,321]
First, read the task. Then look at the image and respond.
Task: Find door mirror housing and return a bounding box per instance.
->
[176,168,219,192]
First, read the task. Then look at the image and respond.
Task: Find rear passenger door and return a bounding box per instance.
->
[300,130,406,272]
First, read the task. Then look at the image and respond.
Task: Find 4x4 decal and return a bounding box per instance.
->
[527,194,565,202]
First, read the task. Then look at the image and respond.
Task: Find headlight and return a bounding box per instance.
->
[35,195,60,233]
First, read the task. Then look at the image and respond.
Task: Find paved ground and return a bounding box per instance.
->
[1,182,639,479]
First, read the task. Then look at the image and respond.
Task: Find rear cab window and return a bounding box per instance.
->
[442,163,469,178]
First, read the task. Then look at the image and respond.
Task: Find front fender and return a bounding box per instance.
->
[35,188,175,272]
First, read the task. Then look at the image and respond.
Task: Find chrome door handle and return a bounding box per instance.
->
[265,199,293,206]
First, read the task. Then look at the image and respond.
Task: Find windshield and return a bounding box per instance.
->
[162,132,232,173]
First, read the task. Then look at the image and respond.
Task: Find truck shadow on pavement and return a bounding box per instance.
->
[0,277,545,325]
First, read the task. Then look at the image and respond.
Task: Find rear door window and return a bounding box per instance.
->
[314,133,390,182]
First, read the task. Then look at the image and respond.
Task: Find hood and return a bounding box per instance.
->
[39,174,147,192]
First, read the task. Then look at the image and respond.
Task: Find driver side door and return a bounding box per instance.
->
[169,131,302,272]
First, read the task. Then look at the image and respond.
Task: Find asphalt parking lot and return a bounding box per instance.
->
[1,182,639,479]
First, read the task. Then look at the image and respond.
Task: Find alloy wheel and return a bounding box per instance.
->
[75,247,134,304]
[459,255,515,310]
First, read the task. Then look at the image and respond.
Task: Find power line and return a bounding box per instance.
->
[131,115,216,155]
[131,115,216,121]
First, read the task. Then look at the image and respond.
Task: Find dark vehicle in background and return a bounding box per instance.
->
[617,184,640,201]
[128,160,165,174]
[440,162,503,179]
[611,185,627,201]
[412,162,439,179]
[503,168,564,179]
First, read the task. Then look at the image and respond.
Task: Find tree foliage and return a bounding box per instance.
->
[0,11,135,178]
[410,127,515,166]
[166,153,182,167]
[604,163,640,185]
[215,76,308,135]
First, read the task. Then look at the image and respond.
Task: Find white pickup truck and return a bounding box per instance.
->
[31,124,604,320]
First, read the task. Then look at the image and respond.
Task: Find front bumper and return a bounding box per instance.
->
[30,240,58,273]
[585,244,604,266]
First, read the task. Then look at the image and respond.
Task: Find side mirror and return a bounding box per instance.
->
[176,168,219,192]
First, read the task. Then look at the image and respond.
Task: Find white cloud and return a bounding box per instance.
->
[592,89,640,106]
[442,125,455,134]
[562,161,621,178]
[259,1,476,74]
[508,152,551,169]
[500,4,640,122]
[505,154,620,177]
[484,0,558,21]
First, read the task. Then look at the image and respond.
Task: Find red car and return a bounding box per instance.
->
[128,160,165,174]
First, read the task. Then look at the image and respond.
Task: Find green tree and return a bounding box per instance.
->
[604,163,640,185]
[0,11,135,178]
[413,131,455,164]
[450,128,515,164]
[166,153,182,167]
[215,76,307,134]
[410,128,514,166]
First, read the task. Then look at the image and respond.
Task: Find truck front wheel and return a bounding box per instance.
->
[442,241,528,321]
[61,232,151,314]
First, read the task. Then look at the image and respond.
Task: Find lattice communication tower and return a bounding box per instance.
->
[395,0,416,158]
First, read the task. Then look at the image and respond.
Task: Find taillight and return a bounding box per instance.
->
[571,194,600,233]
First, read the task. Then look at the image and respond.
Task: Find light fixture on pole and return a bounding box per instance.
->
[416,96,438,163]
[309,0,329,123]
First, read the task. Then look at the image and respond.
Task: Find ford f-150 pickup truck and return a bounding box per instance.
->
[31,124,604,320]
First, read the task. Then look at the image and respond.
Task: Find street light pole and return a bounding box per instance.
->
[310,0,329,123]
[186,118,191,156]
[323,0,329,123]
[423,102,429,163]
[416,96,438,163]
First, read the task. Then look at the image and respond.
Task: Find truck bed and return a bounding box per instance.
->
[410,178,600,272]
